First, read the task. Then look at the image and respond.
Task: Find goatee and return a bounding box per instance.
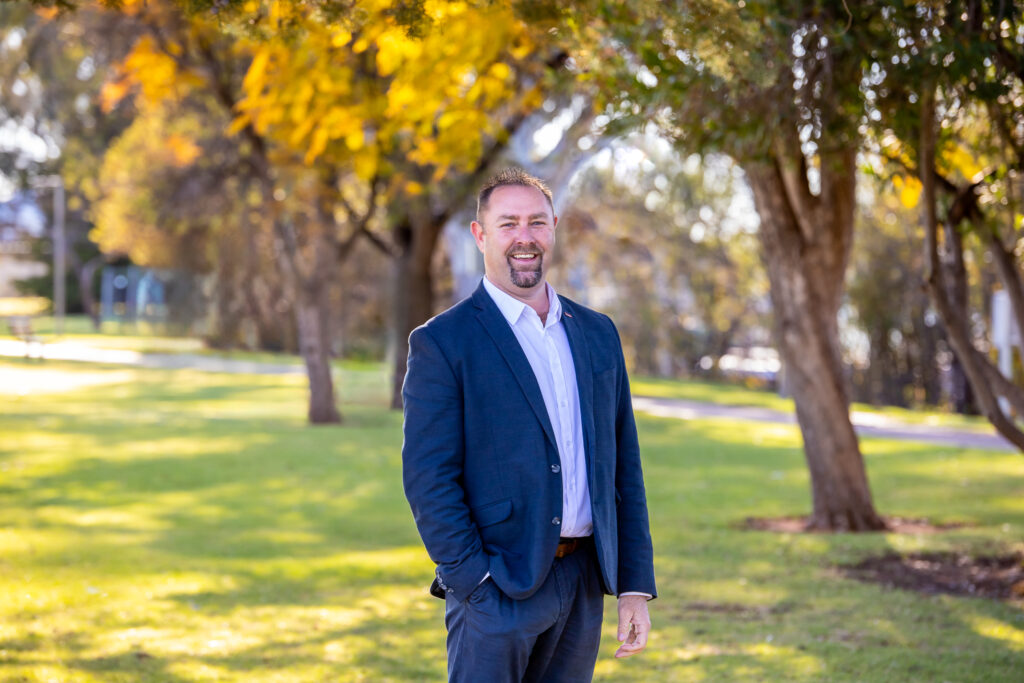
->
[510,267,543,288]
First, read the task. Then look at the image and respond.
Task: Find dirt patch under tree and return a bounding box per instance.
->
[743,516,1024,601]
[741,515,967,534]
[839,551,1024,600]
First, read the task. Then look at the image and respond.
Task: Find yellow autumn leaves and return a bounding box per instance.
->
[95,0,544,180]
[889,141,987,209]
[232,1,540,174]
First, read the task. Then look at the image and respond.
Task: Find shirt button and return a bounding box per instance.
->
[550,464,561,473]
[552,517,561,525]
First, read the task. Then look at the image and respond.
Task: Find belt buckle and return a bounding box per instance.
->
[555,538,578,559]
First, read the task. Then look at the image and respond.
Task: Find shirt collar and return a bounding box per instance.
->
[482,276,562,328]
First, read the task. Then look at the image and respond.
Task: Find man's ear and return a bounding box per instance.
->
[470,221,485,253]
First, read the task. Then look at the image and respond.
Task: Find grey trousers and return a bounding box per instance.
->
[444,545,605,683]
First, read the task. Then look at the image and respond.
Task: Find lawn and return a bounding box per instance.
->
[1,357,1022,681]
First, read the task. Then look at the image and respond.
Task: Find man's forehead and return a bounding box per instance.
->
[484,185,553,216]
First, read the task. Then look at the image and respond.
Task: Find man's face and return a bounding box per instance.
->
[471,185,557,297]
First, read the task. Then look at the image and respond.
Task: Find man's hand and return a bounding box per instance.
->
[615,594,651,658]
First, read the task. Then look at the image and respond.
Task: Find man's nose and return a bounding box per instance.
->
[510,223,534,241]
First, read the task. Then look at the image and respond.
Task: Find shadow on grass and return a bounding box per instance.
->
[632,413,1024,680]
[2,364,1023,681]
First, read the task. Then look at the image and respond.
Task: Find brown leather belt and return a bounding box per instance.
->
[555,535,592,559]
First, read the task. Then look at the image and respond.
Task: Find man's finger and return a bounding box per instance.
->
[615,619,650,656]
[617,603,638,640]
[614,636,643,658]
[615,595,651,658]
[633,621,649,650]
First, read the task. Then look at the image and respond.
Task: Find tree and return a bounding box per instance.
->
[92,0,563,420]
[869,0,1024,449]
[570,0,889,529]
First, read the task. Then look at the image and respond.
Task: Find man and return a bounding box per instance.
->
[402,168,656,682]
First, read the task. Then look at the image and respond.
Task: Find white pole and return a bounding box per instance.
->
[992,290,1012,416]
[53,178,65,337]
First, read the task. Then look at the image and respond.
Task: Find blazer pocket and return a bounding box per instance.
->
[472,498,513,528]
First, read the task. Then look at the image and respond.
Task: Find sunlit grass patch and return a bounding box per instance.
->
[1,358,1022,681]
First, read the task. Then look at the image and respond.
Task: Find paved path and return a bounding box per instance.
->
[0,339,304,375]
[631,396,1015,451]
[1,338,1014,451]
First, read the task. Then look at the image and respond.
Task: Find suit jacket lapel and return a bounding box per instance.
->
[473,284,557,448]
[559,297,597,475]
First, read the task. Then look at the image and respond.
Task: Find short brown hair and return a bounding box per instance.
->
[476,167,554,222]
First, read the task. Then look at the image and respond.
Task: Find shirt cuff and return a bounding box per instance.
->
[477,571,490,586]
[619,591,653,599]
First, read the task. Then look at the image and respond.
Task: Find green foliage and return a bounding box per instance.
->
[846,181,948,407]
[867,1,1023,226]
[569,0,872,159]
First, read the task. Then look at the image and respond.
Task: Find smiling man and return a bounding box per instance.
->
[401,168,656,682]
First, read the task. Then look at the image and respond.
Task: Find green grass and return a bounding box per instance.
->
[1,358,1022,681]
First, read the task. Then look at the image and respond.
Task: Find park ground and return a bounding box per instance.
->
[1,326,1023,681]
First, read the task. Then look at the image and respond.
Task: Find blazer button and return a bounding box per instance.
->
[552,517,561,525]
[550,464,561,473]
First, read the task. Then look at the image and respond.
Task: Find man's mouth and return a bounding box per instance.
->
[508,247,542,266]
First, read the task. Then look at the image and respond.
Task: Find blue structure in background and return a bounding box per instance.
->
[100,265,169,323]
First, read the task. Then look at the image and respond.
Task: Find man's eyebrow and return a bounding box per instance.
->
[494,212,551,223]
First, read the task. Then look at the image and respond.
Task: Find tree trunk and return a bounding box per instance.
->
[908,304,943,405]
[295,280,340,424]
[745,148,886,531]
[270,212,341,425]
[239,188,292,352]
[390,217,443,409]
[79,255,104,330]
[207,229,247,349]
[918,85,1024,450]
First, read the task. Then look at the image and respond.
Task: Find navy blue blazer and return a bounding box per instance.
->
[402,281,656,603]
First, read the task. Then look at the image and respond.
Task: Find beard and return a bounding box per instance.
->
[506,244,544,288]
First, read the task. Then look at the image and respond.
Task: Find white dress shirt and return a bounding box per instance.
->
[482,276,592,537]
[480,277,650,599]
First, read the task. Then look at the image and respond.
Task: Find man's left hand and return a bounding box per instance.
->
[614,594,651,658]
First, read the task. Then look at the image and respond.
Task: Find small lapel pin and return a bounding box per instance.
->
[564,311,573,318]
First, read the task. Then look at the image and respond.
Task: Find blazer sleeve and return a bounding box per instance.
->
[607,317,658,598]
[401,325,490,603]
